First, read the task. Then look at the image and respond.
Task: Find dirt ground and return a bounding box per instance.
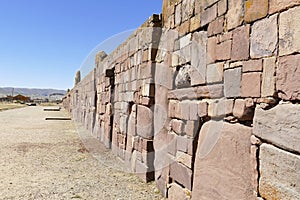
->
[0,106,164,200]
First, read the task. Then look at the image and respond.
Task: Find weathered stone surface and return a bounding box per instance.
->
[198,101,208,118]
[245,0,268,22]
[168,84,224,100]
[207,62,224,83]
[190,14,201,32]
[233,99,254,121]
[208,99,234,118]
[216,40,232,61]
[200,3,217,27]
[171,119,184,135]
[207,36,217,64]
[226,0,244,30]
[170,161,193,190]
[217,0,227,16]
[259,144,300,200]
[277,54,300,100]
[279,6,300,56]
[175,4,182,26]
[137,105,153,139]
[191,32,207,86]
[168,183,191,200]
[175,65,191,88]
[185,120,199,137]
[243,59,262,72]
[208,16,224,37]
[224,67,242,98]
[232,25,250,61]
[253,104,300,153]
[269,0,300,14]
[261,57,276,97]
[250,15,278,58]
[241,72,261,97]
[192,121,255,200]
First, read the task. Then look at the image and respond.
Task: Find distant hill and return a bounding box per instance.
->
[0,87,66,99]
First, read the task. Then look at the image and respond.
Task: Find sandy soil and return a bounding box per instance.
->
[0,103,26,111]
[0,106,164,200]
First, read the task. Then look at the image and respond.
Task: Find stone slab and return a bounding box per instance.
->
[192,121,255,199]
[259,144,300,200]
[253,104,300,153]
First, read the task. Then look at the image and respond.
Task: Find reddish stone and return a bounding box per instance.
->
[192,122,255,199]
[171,119,184,135]
[241,72,261,98]
[243,59,263,72]
[137,105,154,139]
[198,101,208,118]
[185,120,200,138]
[231,25,250,61]
[269,0,300,14]
[168,183,191,200]
[170,161,193,190]
[207,36,217,64]
[208,16,224,37]
[276,54,300,100]
[216,40,232,61]
[200,3,217,27]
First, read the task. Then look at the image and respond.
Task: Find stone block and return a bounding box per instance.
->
[250,15,278,58]
[226,0,244,30]
[253,104,300,153]
[208,99,234,118]
[216,40,232,61]
[185,120,200,138]
[245,0,268,22]
[276,54,300,100]
[241,72,261,97]
[243,59,263,72]
[168,84,224,100]
[189,102,198,121]
[231,25,250,61]
[170,161,193,190]
[207,62,224,83]
[175,4,182,26]
[168,183,191,200]
[180,101,190,120]
[269,0,300,14]
[192,122,255,200]
[207,36,217,64]
[279,6,300,56]
[171,119,184,135]
[261,57,276,97]
[224,67,242,98]
[167,132,177,156]
[259,144,300,200]
[217,32,232,43]
[137,105,153,139]
[233,99,254,121]
[190,14,201,32]
[191,32,207,85]
[180,33,192,49]
[176,151,193,169]
[198,101,208,117]
[201,3,217,27]
[208,16,224,37]
[177,135,188,153]
[217,0,227,16]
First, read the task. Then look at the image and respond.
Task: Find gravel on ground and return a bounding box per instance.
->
[0,106,164,200]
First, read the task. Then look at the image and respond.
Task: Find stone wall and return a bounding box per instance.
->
[63,0,300,199]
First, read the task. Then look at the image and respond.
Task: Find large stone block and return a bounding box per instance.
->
[245,0,268,22]
[226,0,244,30]
[269,0,300,14]
[259,144,300,200]
[253,104,300,153]
[192,121,255,199]
[276,54,300,100]
[250,15,278,58]
[224,67,242,98]
[200,3,217,27]
[279,6,300,56]
[168,183,191,200]
[137,105,154,139]
[232,25,250,61]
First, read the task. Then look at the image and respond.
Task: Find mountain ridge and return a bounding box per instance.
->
[0,87,66,98]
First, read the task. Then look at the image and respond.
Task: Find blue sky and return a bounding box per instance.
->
[0,0,162,90]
